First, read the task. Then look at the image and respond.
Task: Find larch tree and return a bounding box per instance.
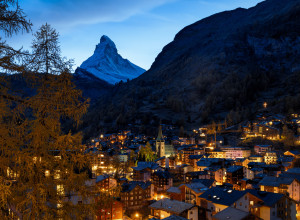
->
[0,1,32,217]
[0,2,96,219]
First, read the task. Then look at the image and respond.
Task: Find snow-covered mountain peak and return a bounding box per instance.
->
[79,35,145,85]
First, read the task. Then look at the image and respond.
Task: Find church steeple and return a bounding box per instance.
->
[156,124,165,157]
[157,124,163,141]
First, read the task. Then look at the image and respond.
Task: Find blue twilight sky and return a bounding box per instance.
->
[7,0,264,70]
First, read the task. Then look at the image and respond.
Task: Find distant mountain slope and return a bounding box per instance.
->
[78,35,145,84]
[82,0,300,137]
[73,68,112,102]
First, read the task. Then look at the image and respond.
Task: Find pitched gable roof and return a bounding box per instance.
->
[259,176,295,187]
[213,207,250,220]
[179,182,208,194]
[199,187,247,206]
[246,189,284,207]
[121,181,151,193]
[132,161,159,171]
[191,179,215,188]
[149,198,194,214]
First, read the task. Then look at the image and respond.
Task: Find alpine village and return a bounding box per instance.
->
[1,0,300,220]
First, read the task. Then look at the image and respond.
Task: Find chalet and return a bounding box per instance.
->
[259,176,300,203]
[188,155,203,170]
[199,187,250,220]
[254,124,280,140]
[235,158,249,167]
[179,182,208,205]
[170,164,193,182]
[120,181,154,211]
[246,189,296,220]
[97,200,123,220]
[226,166,244,185]
[277,156,294,171]
[185,171,210,183]
[85,148,110,178]
[152,170,173,192]
[254,145,272,155]
[197,158,223,171]
[166,187,183,201]
[132,162,159,181]
[206,167,225,185]
[250,168,264,179]
[96,174,117,190]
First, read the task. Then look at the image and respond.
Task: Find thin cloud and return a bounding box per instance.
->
[20,0,175,27]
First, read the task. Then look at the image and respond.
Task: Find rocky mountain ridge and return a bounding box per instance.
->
[77,35,145,85]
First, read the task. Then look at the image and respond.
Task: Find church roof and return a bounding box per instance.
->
[157,125,164,141]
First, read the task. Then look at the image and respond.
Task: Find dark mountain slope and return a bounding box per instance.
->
[82,0,300,137]
[73,68,113,102]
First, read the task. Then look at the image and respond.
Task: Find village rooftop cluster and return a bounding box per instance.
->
[81,110,300,220]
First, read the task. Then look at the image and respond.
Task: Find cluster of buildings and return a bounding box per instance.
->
[86,115,300,220]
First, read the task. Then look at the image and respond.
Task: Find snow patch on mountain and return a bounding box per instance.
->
[79,35,145,84]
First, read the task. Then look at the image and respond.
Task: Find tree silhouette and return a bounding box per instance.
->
[0,5,95,218]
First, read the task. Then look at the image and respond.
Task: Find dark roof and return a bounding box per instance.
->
[189,155,203,160]
[280,173,300,182]
[277,156,294,163]
[186,171,208,177]
[199,187,247,206]
[245,189,284,207]
[166,187,181,194]
[287,168,300,174]
[213,207,250,220]
[254,145,272,148]
[259,176,295,187]
[132,162,159,171]
[191,179,215,188]
[149,198,194,214]
[251,167,263,172]
[180,182,208,194]
[248,162,266,167]
[121,181,152,193]
[162,215,188,220]
[197,158,221,167]
[235,158,246,162]
[226,166,243,173]
[206,166,222,172]
[96,174,110,183]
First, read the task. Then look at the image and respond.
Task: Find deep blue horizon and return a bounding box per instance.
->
[7,0,263,70]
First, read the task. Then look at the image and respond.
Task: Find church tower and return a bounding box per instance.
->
[156,125,165,157]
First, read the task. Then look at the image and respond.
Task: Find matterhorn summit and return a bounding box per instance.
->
[79,35,145,84]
